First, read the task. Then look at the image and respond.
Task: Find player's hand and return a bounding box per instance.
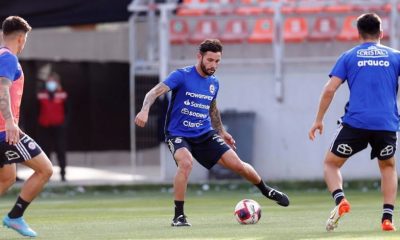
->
[135,110,149,127]
[309,121,323,141]
[5,119,21,145]
[220,131,236,150]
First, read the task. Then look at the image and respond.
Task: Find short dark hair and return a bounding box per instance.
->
[357,13,381,39]
[2,16,32,36]
[199,39,223,55]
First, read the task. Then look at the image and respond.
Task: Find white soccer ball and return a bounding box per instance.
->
[234,199,261,224]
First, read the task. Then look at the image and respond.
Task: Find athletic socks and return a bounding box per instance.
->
[174,200,184,219]
[382,204,394,223]
[332,189,345,205]
[255,180,274,198]
[8,196,30,219]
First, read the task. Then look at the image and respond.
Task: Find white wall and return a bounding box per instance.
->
[213,60,394,181]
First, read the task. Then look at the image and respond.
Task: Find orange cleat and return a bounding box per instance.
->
[382,219,396,231]
[326,199,351,231]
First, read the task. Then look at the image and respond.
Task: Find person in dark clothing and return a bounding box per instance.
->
[37,72,68,181]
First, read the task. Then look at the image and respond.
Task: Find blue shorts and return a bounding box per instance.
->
[166,130,231,169]
[330,123,397,160]
[0,133,43,168]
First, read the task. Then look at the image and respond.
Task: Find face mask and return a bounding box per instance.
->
[46,81,57,92]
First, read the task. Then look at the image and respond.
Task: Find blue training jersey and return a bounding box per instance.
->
[330,42,400,131]
[163,65,219,138]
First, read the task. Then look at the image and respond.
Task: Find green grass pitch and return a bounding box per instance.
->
[0,187,399,239]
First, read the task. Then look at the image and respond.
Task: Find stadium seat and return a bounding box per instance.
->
[207,0,236,15]
[308,16,337,41]
[177,0,209,16]
[188,19,219,44]
[325,4,353,13]
[235,0,265,15]
[383,3,400,12]
[220,19,248,43]
[283,17,308,43]
[248,18,274,43]
[170,19,189,45]
[336,16,358,41]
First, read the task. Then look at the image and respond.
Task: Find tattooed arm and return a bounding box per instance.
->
[135,82,170,128]
[0,77,20,144]
[210,99,236,150]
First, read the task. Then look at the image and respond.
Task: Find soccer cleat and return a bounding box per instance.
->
[267,189,290,207]
[3,215,38,237]
[326,198,351,232]
[171,215,191,227]
[382,219,396,231]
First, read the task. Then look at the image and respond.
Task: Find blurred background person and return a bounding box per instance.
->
[37,72,68,181]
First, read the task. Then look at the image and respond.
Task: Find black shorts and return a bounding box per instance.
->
[330,123,397,160]
[166,130,231,169]
[0,134,43,168]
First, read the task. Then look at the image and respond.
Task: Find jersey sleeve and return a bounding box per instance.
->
[214,78,220,98]
[329,53,347,82]
[0,53,18,81]
[163,70,184,90]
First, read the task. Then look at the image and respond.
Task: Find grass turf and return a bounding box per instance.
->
[0,187,399,239]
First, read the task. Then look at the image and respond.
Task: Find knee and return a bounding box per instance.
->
[37,166,53,181]
[324,157,343,169]
[379,159,396,169]
[232,161,247,175]
[177,158,193,175]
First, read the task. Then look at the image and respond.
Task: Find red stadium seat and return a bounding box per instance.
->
[188,19,219,44]
[207,0,237,15]
[235,0,265,15]
[283,17,308,43]
[177,0,208,16]
[295,5,324,14]
[308,16,337,41]
[248,18,274,43]
[325,4,353,13]
[336,16,358,41]
[220,19,248,43]
[170,19,189,45]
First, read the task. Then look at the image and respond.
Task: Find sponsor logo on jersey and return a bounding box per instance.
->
[181,108,208,119]
[357,46,389,58]
[209,84,215,95]
[184,99,210,110]
[185,91,213,101]
[183,120,203,128]
[357,60,390,67]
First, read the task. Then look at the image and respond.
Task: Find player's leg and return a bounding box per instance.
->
[324,152,351,231]
[3,134,53,237]
[167,137,193,227]
[324,124,368,231]
[370,130,397,231]
[0,164,17,196]
[3,153,53,237]
[217,149,289,207]
[19,152,53,202]
[378,157,397,231]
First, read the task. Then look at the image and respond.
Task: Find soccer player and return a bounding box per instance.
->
[309,13,400,232]
[135,39,290,227]
[0,16,53,237]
